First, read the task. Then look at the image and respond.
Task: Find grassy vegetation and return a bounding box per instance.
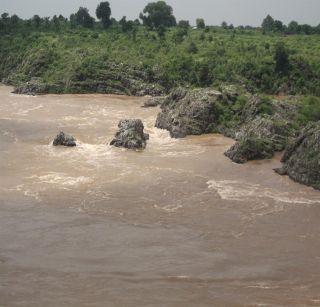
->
[1,25,320,96]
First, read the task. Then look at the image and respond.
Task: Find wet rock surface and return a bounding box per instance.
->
[225,137,274,164]
[53,132,77,147]
[142,96,166,108]
[110,119,149,150]
[155,87,223,138]
[275,122,320,190]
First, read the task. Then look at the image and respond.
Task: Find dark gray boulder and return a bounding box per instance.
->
[274,121,320,190]
[155,87,223,138]
[142,96,166,108]
[53,132,77,147]
[110,119,149,150]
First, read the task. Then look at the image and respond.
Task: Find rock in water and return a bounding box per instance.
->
[224,116,290,164]
[142,96,166,108]
[225,137,274,164]
[110,119,149,150]
[53,132,77,147]
[274,121,320,190]
[155,87,223,138]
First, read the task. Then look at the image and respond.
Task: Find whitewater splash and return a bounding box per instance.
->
[207,179,320,205]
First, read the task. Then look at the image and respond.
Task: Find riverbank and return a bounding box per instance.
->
[1,28,320,97]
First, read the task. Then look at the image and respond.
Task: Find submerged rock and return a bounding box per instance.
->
[53,132,77,147]
[142,96,166,108]
[110,119,149,150]
[155,87,223,138]
[275,121,320,190]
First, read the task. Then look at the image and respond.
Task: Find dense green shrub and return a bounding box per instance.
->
[298,96,320,124]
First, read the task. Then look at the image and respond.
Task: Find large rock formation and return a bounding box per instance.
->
[155,86,300,163]
[155,87,223,138]
[53,132,77,147]
[110,119,149,150]
[275,122,320,190]
[224,97,298,163]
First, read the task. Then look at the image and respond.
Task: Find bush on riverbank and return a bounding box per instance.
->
[1,24,320,96]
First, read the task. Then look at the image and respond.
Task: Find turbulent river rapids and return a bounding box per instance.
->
[0,84,320,306]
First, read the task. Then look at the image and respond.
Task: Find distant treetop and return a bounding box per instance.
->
[139,1,176,30]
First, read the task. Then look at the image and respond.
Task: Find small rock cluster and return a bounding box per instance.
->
[53,131,77,147]
[53,119,149,151]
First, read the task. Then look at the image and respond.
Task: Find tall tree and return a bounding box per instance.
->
[32,15,41,28]
[75,7,94,28]
[196,18,205,29]
[178,20,190,29]
[273,20,284,32]
[262,14,275,32]
[139,1,176,31]
[96,1,111,28]
[288,21,299,34]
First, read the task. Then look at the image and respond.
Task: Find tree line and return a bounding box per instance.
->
[262,15,320,35]
[1,1,319,36]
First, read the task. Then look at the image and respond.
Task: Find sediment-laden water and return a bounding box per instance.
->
[0,84,320,306]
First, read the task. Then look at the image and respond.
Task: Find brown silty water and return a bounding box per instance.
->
[0,84,320,306]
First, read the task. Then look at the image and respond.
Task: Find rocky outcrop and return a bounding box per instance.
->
[10,62,166,96]
[275,122,320,190]
[225,137,274,164]
[142,96,166,108]
[110,119,149,150]
[53,132,77,147]
[155,86,300,163]
[13,78,48,95]
[155,87,223,138]
[225,116,292,163]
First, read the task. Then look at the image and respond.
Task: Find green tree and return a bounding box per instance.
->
[178,20,190,29]
[262,15,275,32]
[273,20,284,32]
[301,24,313,35]
[119,16,135,33]
[274,42,290,74]
[75,7,94,28]
[139,1,176,31]
[221,21,228,29]
[32,15,41,28]
[196,18,205,29]
[96,2,111,28]
[10,14,20,26]
[288,21,299,34]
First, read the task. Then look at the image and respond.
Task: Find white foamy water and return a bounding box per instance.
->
[207,179,320,205]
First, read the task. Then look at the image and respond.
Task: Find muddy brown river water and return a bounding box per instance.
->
[0,84,320,306]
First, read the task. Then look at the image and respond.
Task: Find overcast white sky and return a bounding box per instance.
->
[1,0,320,26]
